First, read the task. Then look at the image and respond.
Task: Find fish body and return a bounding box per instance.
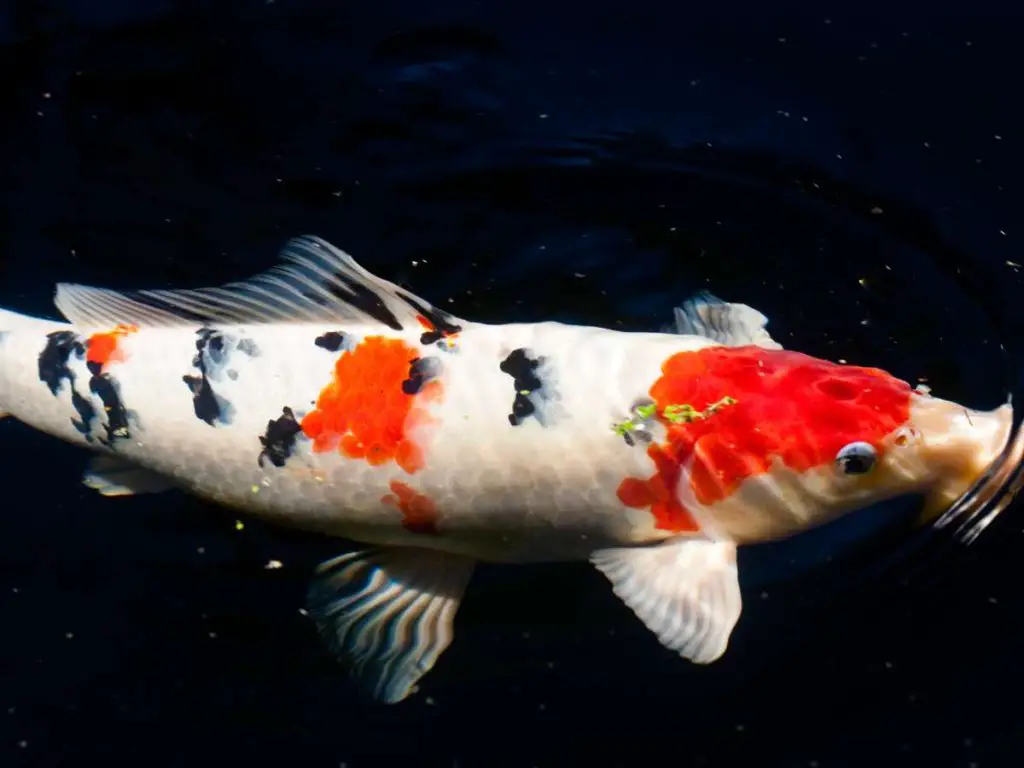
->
[0,236,1013,702]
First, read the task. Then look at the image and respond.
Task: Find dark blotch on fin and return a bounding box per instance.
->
[315,331,348,352]
[323,278,404,331]
[258,407,304,468]
[402,357,442,395]
[407,297,462,346]
[499,349,544,426]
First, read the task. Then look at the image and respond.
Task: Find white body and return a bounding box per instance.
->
[0,316,719,561]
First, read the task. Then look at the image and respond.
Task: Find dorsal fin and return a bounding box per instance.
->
[53,235,465,333]
[668,291,782,349]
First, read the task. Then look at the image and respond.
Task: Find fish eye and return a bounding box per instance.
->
[835,441,877,475]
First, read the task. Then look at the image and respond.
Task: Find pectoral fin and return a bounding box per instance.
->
[82,454,176,496]
[591,537,742,664]
[305,547,475,704]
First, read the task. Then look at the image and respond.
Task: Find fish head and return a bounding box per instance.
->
[644,346,1013,543]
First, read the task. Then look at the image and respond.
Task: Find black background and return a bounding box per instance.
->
[2,3,1024,766]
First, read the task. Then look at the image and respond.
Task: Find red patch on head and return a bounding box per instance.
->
[300,336,441,473]
[382,480,439,535]
[617,345,912,530]
[85,324,139,370]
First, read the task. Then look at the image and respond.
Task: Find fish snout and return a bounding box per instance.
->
[908,396,1013,520]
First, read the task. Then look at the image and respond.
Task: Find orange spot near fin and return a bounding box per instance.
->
[85,324,139,371]
[616,445,701,533]
[382,480,439,535]
[300,335,442,473]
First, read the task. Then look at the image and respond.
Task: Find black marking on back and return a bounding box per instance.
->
[183,327,259,426]
[258,406,304,468]
[499,348,547,426]
[315,331,348,352]
[38,331,84,396]
[401,357,443,395]
[89,374,130,445]
[37,330,127,441]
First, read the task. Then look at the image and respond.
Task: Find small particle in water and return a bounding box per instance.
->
[250,485,260,494]
[425,696,435,706]
[196,546,205,554]
[857,277,868,287]
[264,559,283,570]
[538,113,549,119]
[209,632,218,639]
[298,608,308,616]
[65,632,74,639]
[18,740,27,748]
[235,520,245,531]
[1006,260,1020,270]
[870,206,883,215]
[995,134,1003,140]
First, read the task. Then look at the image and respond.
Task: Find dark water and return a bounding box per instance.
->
[2,4,1024,766]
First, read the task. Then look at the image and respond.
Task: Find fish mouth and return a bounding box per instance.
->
[910,396,1016,533]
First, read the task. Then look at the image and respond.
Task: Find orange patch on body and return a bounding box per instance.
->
[383,480,439,535]
[85,324,139,370]
[299,335,442,473]
[617,345,913,532]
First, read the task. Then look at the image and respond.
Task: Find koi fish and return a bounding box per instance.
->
[0,236,1012,703]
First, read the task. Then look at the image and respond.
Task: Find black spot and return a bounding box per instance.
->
[401,295,463,346]
[258,407,303,468]
[89,373,130,445]
[315,331,347,352]
[184,327,258,426]
[402,357,442,395]
[183,373,221,426]
[38,331,99,438]
[38,331,84,395]
[499,349,545,426]
[70,390,97,438]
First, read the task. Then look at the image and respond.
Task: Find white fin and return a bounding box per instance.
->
[306,547,475,704]
[591,538,742,664]
[670,292,782,349]
[82,454,176,497]
[53,235,465,333]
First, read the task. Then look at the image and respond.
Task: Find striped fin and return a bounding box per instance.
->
[53,236,465,333]
[670,292,782,349]
[306,547,475,704]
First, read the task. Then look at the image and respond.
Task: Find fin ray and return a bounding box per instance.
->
[306,547,475,704]
[82,454,176,496]
[54,236,465,332]
[592,538,742,664]
[669,291,782,349]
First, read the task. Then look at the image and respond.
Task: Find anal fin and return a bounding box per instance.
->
[591,537,742,664]
[82,454,176,497]
[306,547,475,704]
